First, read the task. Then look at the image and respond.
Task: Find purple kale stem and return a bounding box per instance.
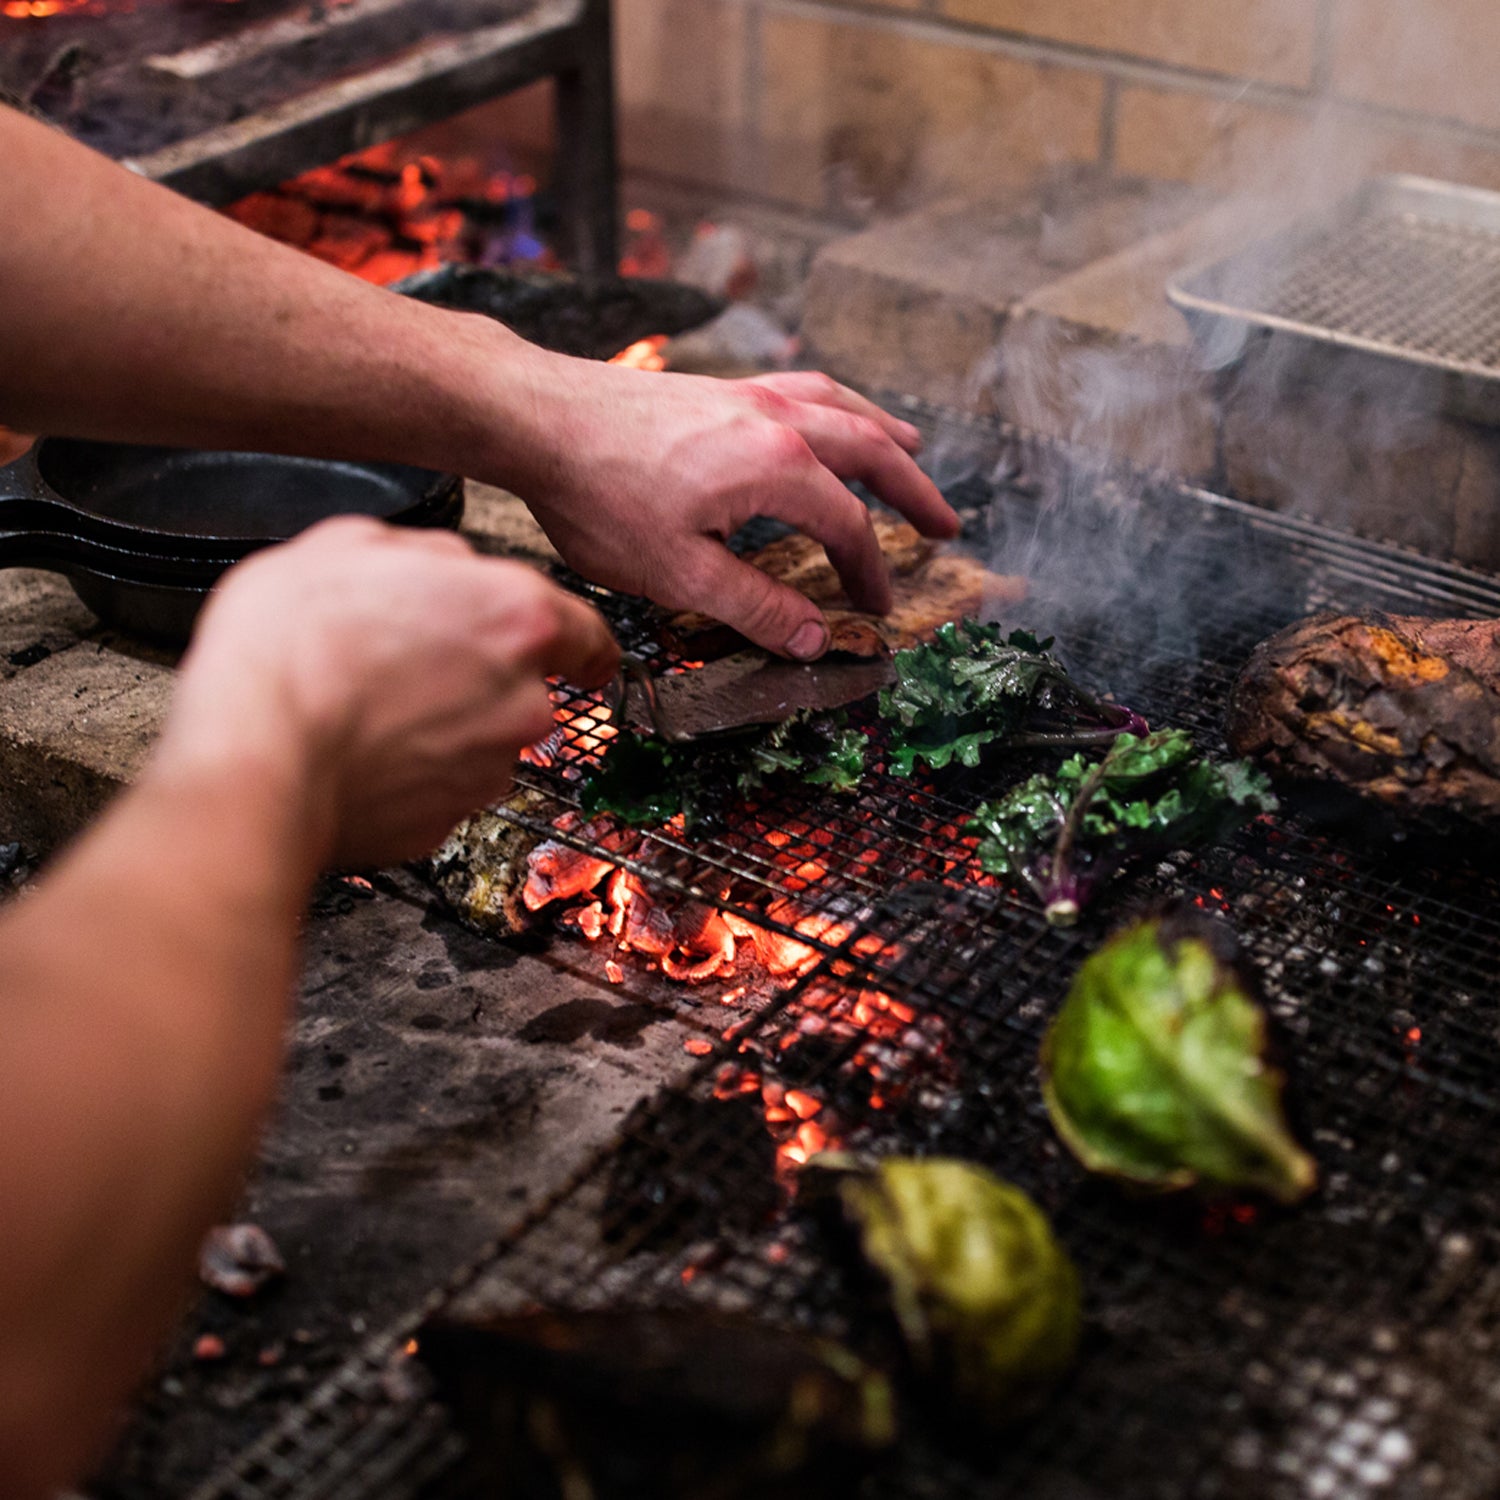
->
[1051,672,1149,740]
[1095,701,1150,737]
[1045,756,1112,926]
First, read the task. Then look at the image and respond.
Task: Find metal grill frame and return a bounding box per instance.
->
[1168,175,1500,422]
[189,413,1500,1500]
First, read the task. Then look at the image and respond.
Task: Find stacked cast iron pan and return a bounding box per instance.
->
[0,438,463,642]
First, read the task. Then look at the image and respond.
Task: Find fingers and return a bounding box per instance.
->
[680,540,834,660]
[530,587,620,689]
[756,463,893,618]
[745,377,959,540]
[747,371,925,455]
[780,403,960,541]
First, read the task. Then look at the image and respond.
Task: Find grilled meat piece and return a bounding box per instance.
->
[1226,613,1500,823]
[416,1308,894,1500]
[670,518,1026,658]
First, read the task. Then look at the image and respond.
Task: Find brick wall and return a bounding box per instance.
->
[602,0,1500,219]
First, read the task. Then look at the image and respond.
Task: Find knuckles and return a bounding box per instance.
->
[757,422,814,474]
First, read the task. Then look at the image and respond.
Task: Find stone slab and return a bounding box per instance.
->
[0,568,99,684]
[800,172,1206,414]
[0,634,175,854]
[99,860,728,1490]
[993,197,1265,479]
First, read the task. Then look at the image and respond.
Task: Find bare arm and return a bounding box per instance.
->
[0,105,959,659]
[0,521,618,1498]
[0,104,522,468]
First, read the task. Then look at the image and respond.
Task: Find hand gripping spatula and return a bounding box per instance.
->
[608,650,895,743]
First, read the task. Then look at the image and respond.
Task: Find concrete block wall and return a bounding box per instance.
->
[604,0,1500,220]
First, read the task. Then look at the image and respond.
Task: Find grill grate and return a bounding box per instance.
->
[193,417,1500,1500]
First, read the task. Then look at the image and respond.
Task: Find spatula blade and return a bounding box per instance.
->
[631,651,894,739]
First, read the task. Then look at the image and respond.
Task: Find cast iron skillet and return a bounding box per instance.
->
[0,438,464,642]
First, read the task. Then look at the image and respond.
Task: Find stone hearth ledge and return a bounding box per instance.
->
[802,181,1500,573]
[0,483,562,857]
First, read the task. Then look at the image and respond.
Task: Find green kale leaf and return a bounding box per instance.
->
[810,1154,1081,1423]
[878,621,1141,777]
[581,711,868,830]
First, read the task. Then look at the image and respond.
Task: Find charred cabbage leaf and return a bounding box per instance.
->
[814,1156,1080,1423]
[417,1307,895,1500]
[878,621,1144,777]
[580,711,867,830]
[1042,911,1317,1203]
[967,729,1277,925]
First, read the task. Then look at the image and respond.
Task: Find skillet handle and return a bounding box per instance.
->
[0,447,53,566]
[0,446,39,507]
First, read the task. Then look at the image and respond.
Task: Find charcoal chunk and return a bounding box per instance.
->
[601,1092,779,1254]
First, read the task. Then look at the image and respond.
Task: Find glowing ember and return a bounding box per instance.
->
[608,335,669,372]
[684,1038,713,1057]
[225,139,553,285]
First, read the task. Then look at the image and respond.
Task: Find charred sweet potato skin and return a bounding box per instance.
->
[1226,613,1500,823]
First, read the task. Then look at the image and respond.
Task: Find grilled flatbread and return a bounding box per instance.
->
[670,518,1026,657]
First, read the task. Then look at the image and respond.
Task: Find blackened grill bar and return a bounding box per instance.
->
[180,414,1500,1500]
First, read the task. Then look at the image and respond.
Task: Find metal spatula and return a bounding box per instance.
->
[608,650,895,742]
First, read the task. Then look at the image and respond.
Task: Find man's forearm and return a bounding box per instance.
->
[0,740,325,1499]
[0,106,535,482]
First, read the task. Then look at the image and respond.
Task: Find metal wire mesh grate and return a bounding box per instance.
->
[1268,214,1500,368]
[1168,176,1500,387]
[193,423,1500,1500]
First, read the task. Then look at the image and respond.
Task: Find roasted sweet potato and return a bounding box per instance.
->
[1226,612,1500,824]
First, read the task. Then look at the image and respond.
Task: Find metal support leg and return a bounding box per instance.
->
[553,0,619,277]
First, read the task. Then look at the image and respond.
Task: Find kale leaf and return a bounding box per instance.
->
[966,730,1277,925]
[580,711,868,830]
[878,622,1143,777]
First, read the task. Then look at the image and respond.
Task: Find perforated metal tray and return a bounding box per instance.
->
[1168,175,1500,421]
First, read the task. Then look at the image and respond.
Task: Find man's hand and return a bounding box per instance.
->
[156,518,618,868]
[498,359,961,660]
[0,521,617,1498]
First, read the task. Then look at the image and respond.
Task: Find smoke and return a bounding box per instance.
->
[962,0,1500,678]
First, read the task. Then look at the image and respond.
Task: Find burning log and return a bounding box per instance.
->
[1228,612,1500,826]
[428,786,557,938]
[525,815,637,912]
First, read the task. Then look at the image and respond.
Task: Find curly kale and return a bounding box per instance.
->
[967,730,1277,925]
[878,622,1146,777]
[580,711,868,830]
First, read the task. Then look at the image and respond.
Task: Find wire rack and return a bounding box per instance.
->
[192,419,1500,1500]
[1167,176,1500,414]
